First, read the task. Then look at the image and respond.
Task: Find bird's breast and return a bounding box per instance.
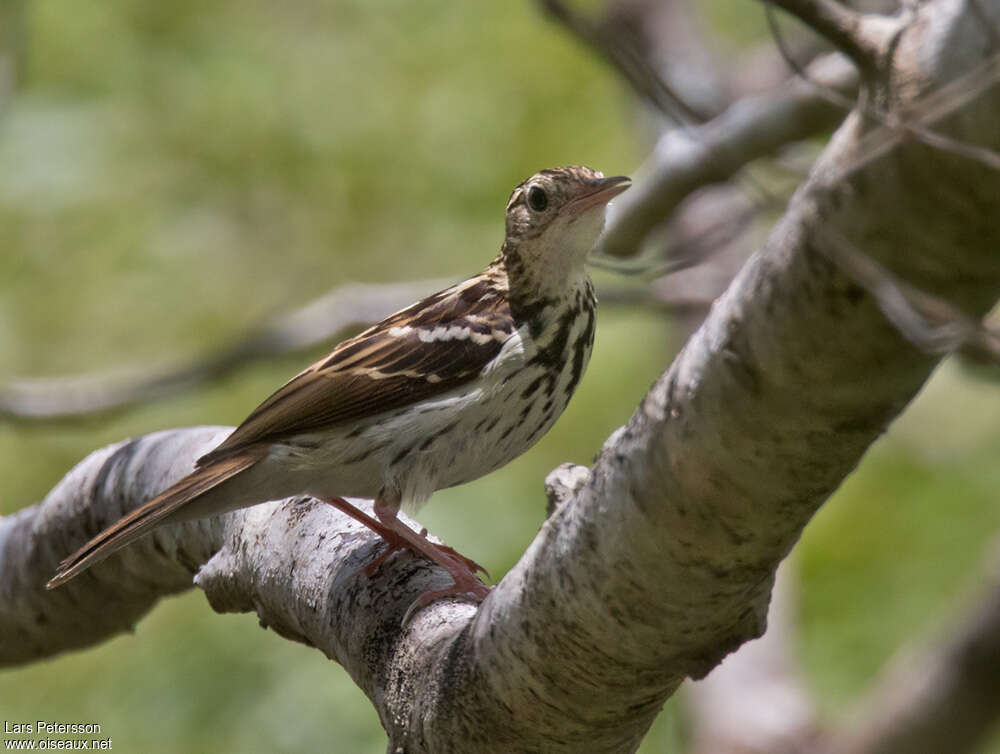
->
[279,289,597,513]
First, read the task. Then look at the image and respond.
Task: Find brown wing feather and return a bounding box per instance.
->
[198,267,512,466]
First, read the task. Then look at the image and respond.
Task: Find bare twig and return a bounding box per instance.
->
[1,273,727,424]
[764,0,896,72]
[600,4,1000,266]
[604,8,1000,277]
[590,191,760,278]
[0,279,447,423]
[765,2,862,110]
[537,0,711,123]
[600,52,858,258]
[813,226,1000,362]
[766,6,1000,176]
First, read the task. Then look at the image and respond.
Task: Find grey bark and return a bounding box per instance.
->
[3,1,1000,752]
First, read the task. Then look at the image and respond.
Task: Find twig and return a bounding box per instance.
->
[537,0,711,123]
[764,2,860,111]
[599,5,1000,267]
[590,195,759,278]
[766,5,1000,176]
[0,279,448,423]
[0,271,727,424]
[599,285,715,316]
[812,226,1000,361]
[763,0,892,73]
[599,52,858,258]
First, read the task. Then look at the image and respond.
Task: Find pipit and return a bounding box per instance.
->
[48,166,631,615]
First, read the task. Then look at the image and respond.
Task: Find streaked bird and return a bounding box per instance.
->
[47,166,631,615]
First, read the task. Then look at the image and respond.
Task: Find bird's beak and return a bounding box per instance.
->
[564,175,632,216]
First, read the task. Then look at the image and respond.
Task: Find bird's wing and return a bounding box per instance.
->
[197,269,513,466]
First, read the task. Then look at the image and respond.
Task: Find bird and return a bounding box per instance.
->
[46,165,631,614]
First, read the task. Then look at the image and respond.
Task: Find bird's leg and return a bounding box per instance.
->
[372,493,491,617]
[321,496,413,576]
[322,495,489,592]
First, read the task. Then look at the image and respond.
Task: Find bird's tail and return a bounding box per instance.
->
[46,450,264,589]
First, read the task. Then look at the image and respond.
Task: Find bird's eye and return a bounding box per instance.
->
[526,185,549,212]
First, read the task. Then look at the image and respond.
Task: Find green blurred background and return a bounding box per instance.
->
[2,1,999,751]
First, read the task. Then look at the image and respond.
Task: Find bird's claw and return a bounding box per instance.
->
[348,522,491,625]
[401,580,492,626]
[429,542,490,579]
[362,529,489,579]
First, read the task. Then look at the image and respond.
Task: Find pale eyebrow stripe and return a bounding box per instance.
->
[506,187,523,212]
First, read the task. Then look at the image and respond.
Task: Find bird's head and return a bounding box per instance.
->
[502,166,630,291]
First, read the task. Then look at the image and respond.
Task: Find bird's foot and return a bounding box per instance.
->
[417,528,490,579]
[322,495,491,623]
[360,530,410,576]
[402,567,492,626]
[362,527,489,579]
[362,526,491,625]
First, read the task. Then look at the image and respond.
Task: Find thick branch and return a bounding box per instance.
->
[1,429,232,662]
[0,427,452,665]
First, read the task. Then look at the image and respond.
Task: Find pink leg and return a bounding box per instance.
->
[323,495,491,618]
[372,495,491,623]
[322,496,412,576]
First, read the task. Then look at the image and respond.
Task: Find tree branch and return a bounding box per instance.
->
[0,279,447,423]
[538,0,714,123]
[764,0,899,73]
[1,429,233,663]
[598,52,858,258]
[0,278,698,425]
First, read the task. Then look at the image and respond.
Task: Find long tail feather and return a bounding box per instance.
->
[46,451,263,589]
